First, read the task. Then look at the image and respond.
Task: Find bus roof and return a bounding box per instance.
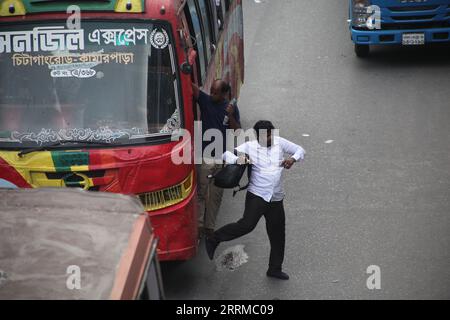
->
[0,188,151,300]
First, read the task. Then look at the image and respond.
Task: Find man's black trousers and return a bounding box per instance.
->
[213,192,286,271]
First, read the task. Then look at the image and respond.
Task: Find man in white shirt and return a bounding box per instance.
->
[205,120,305,280]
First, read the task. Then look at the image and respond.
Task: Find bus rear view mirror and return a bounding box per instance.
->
[181,62,192,75]
[181,50,197,75]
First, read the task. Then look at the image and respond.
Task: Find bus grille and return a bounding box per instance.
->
[138,172,193,212]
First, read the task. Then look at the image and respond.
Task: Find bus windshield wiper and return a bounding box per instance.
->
[18,140,113,157]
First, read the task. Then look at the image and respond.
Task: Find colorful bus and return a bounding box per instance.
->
[0,0,244,261]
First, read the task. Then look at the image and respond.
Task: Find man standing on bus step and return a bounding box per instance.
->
[192,79,242,239]
[205,120,305,280]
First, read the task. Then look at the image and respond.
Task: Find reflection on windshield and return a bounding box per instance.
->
[0,22,180,146]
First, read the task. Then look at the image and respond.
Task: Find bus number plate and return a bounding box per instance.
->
[402,33,425,45]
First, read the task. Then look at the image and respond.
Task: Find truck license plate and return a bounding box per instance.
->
[402,33,425,45]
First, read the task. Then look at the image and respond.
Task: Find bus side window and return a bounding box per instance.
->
[180,14,201,86]
[214,0,224,31]
[209,0,220,41]
[185,0,207,84]
[197,0,214,60]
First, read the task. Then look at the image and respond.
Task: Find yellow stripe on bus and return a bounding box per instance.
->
[0,151,57,187]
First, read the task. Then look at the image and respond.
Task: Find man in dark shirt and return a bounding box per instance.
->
[192,79,241,238]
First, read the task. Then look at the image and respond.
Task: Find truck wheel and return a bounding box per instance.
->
[355,44,370,58]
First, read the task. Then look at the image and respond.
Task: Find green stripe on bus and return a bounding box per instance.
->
[51,151,89,172]
[20,0,144,14]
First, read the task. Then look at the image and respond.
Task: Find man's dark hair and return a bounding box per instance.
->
[221,82,231,94]
[253,120,275,140]
[215,79,231,94]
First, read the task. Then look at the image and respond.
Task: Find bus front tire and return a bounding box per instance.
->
[355,44,370,58]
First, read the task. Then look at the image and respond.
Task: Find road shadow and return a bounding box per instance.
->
[356,43,450,68]
[159,260,198,299]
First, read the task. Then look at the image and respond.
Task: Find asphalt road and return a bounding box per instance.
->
[161,0,450,299]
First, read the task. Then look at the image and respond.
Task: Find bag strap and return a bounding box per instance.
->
[232,164,252,197]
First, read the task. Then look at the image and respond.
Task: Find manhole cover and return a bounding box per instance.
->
[215,244,249,272]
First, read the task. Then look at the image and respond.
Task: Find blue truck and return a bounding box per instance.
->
[349,0,450,57]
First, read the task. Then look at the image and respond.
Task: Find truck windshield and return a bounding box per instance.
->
[0,21,181,147]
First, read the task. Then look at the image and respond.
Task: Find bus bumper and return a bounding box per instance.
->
[351,27,450,45]
[148,188,198,261]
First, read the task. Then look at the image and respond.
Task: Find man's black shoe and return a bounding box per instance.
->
[266,270,289,280]
[205,236,219,260]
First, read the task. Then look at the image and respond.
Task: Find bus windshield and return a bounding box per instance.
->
[0,21,181,147]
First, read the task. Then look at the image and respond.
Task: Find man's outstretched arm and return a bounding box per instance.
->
[223,142,250,164]
[191,81,200,100]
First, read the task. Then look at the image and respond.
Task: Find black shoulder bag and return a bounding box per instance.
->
[208,156,252,197]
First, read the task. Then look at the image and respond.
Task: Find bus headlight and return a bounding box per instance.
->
[352,0,371,28]
[138,171,194,212]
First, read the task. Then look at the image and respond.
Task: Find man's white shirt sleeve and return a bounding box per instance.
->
[222,142,250,164]
[223,151,238,164]
[279,137,305,161]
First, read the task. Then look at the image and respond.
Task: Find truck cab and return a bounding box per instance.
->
[349,0,450,57]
